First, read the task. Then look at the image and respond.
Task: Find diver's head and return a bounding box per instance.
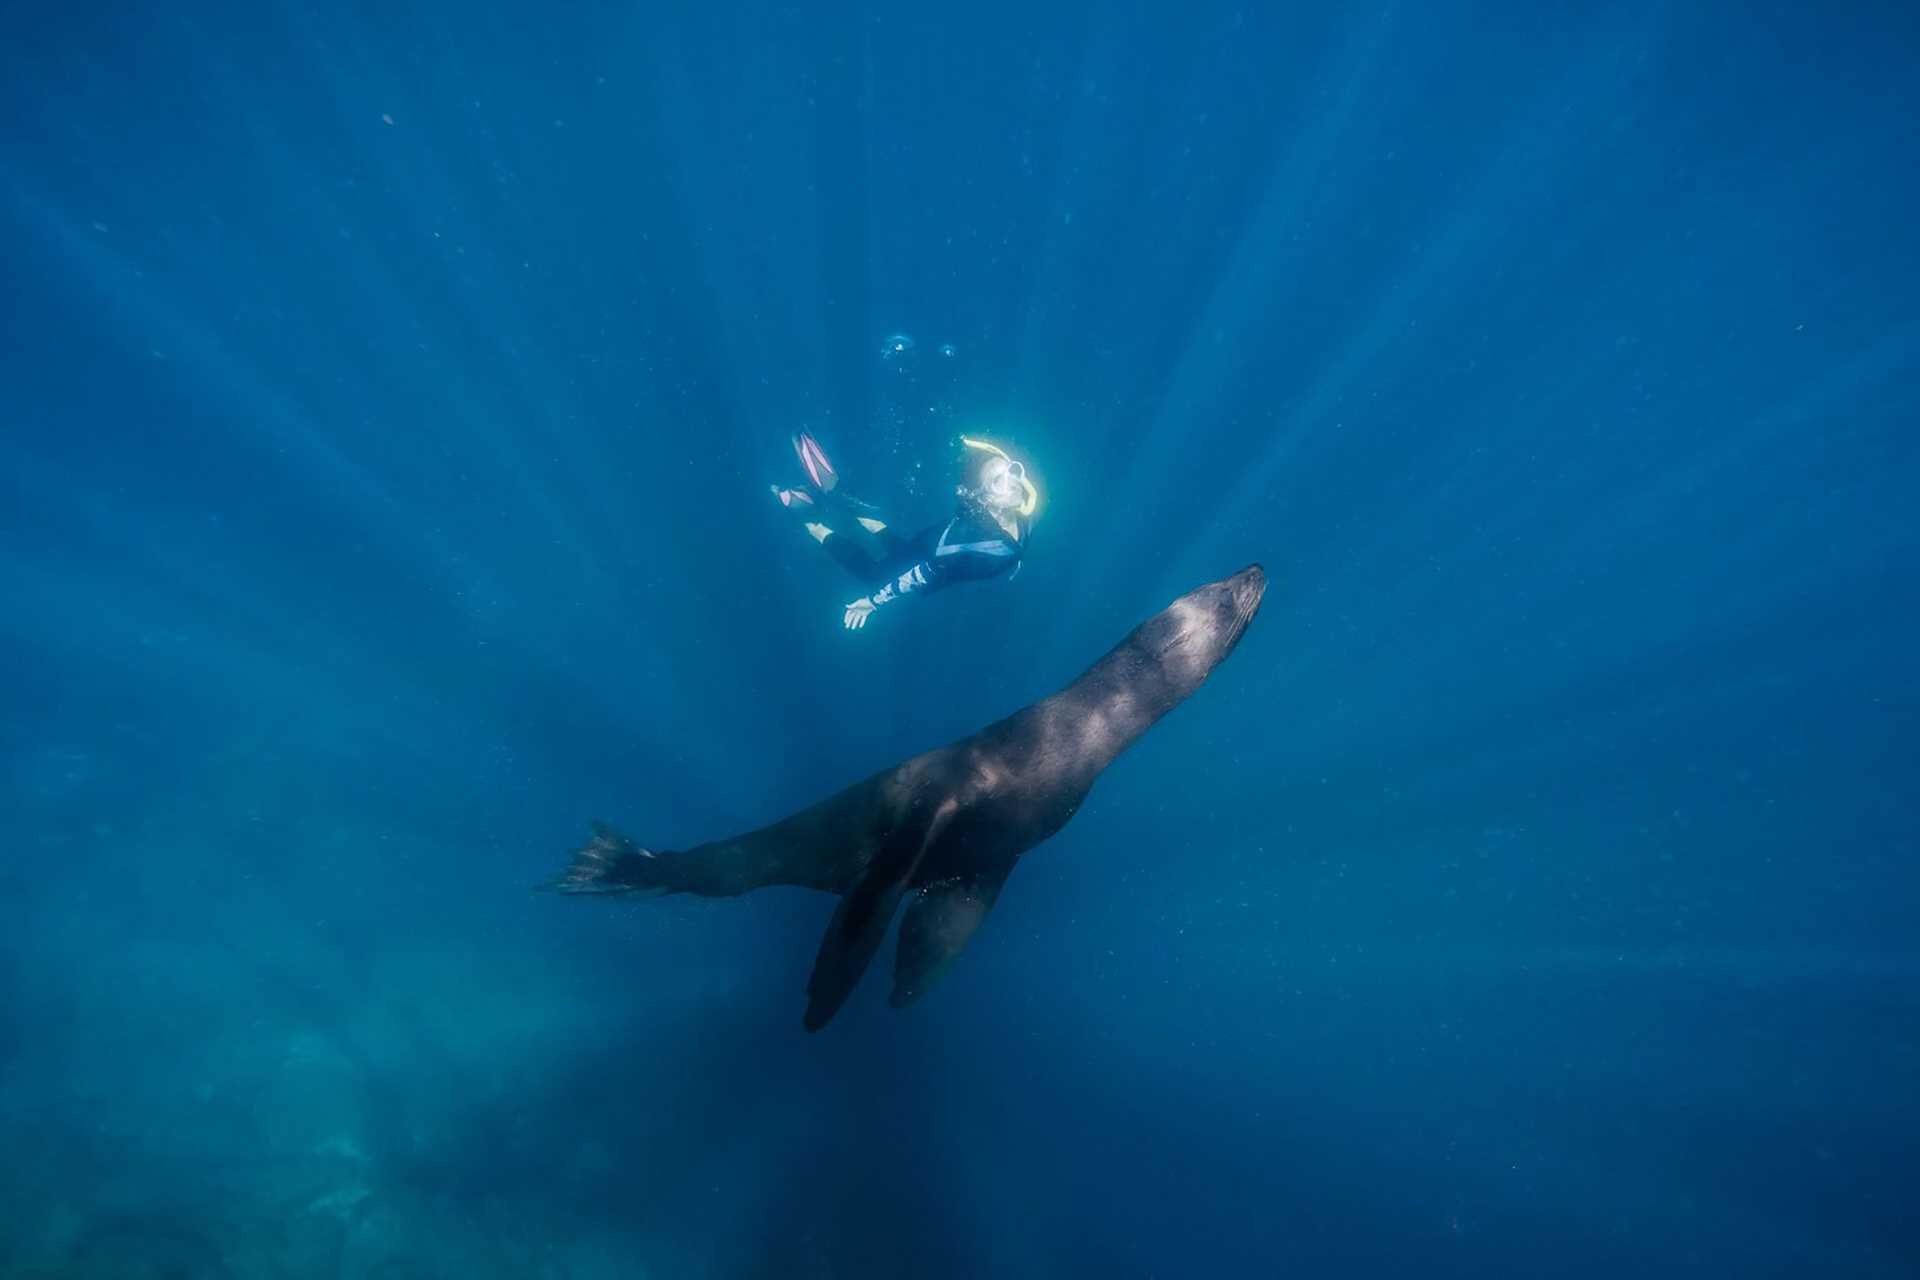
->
[958,436,1038,517]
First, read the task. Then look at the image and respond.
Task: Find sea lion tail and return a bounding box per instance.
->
[547,822,674,895]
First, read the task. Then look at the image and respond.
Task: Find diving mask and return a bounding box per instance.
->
[960,436,1039,517]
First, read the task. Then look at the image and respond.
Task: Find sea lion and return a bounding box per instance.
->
[553,564,1267,1030]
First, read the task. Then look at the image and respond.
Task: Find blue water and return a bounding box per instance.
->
[4,2,1917,1276]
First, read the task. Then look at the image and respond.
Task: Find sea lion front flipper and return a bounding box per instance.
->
[803,796,959,1031]
[888,865,1012,1009]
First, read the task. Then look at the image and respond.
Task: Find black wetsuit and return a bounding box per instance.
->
[806,492,1028,605]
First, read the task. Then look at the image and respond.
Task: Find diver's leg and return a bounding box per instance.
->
[822,525,941,596]
[778,488,910,583]
[810,509,895,580]
[767,431,915,582]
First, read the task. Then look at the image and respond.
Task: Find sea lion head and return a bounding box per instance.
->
[1134,564,1267,696]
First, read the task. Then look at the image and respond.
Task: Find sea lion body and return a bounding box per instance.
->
[555,564,1266,1029]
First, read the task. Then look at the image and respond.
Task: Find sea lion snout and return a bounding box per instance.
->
[1214,563,1265,659]
[1230,564,1267,618]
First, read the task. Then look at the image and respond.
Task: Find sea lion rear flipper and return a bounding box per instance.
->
[548,823,673,895]
[803,796,959,1031]
[889,865,1012,1009]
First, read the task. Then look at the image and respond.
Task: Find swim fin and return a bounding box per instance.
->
[792,431,839,491]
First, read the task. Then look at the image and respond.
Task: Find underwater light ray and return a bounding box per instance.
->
[208,2,670,629]
[1012,9,1406,684]
[1213,136,1862,623]
[3,177,593,714]
[636,29,839,433]
[1100,5,1400,495]
[12,146,740,824]
[1584,328,1918,543]
[191,12,747,751]
[1189,276,1919,702]
[1165,14,1670,585]
[2,176,414,542]
[616,18,924,770]
[1007,17,1128,407]
[319,150,630,610]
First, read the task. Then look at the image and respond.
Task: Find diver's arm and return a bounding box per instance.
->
[842,535,1021,630]
[844,560,939,629]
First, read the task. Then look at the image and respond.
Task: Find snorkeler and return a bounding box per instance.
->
[772,431,1037,630]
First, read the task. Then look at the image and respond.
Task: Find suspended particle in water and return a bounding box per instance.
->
[938,342,956,358]
[881,333,916,363]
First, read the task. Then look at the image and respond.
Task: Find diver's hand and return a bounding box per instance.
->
[843,597,877,630]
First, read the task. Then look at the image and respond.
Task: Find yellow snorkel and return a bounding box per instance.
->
[960,435,1040,518]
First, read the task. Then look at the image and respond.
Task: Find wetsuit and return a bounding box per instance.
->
[805,490,1029,606]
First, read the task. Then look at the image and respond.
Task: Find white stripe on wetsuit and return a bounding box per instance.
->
[934,521,1015,558]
